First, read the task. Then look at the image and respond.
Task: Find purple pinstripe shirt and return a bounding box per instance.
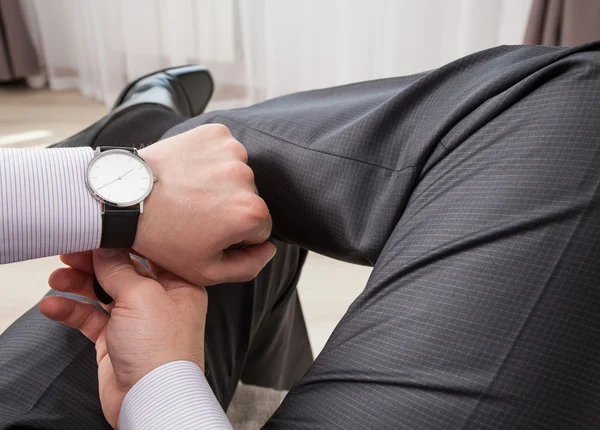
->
[0,147,101,263]
[0,147,232,429]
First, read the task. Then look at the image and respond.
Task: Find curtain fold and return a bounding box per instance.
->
[19,0,532,108]
[524,0,600,46]
[0,0,39,82]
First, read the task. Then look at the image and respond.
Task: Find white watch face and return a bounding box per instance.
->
[86,150,153,206]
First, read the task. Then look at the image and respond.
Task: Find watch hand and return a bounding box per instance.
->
[120,168,135,179]
[96,169,135,190]
[97,176,121,190]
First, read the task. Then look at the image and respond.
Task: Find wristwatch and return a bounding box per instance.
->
[86,146,155,248]
[86,146,155,304]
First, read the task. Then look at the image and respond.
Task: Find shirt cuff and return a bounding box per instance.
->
[0,147,102,263]
[120,361,232,430]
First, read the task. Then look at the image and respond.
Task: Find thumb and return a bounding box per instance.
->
[93,249,146,302]
[158,272,208,307]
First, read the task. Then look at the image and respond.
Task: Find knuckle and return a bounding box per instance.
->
[223,161,252,181]
[80,309,97,330]
[225,139,248,162]
[237,163,255,184]
[237,195,269,225]
[204,123,231,137]
[221,161,239,178]
[247,197,270,222]
[243,193,269,221]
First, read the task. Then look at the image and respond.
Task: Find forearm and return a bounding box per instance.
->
[0,147,101,264]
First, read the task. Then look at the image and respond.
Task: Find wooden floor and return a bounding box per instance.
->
[0,85,369,355]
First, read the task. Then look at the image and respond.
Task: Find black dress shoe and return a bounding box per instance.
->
[52,65,213,148]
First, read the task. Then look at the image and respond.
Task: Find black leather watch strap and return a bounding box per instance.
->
[98,145,137,152]
[96,204,139,304]
[100,205,140,248]
[97,146,141,249]
[93,276,114,305]
[94,146,143,304]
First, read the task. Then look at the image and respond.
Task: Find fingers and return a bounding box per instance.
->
[163,275,208,315]
[206,241,277,285]
[222,135,248,164]
[93,249,154,301]
[229,194,272,246]
[147,260,167,277]
[157,271,196,292]
[131,257,157,280]
[49,267,94,298]
[50,256,155,303]
[240,212,273,245]
[60,251,93,274]
[39,296,108,343]
[95,330,108,366]
[48,267,117,312]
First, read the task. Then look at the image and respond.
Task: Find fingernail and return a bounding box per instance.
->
[269,247,277,261]
[97,248,124,259]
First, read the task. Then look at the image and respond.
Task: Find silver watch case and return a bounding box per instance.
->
[85,148,156,213]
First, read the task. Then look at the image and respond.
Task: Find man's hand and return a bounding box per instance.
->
[136,124,276,286]
[39,250,208,429]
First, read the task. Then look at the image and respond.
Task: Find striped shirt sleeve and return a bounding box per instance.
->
[120,361,233,430]
[1,150,229,428]
[0,147,101,263]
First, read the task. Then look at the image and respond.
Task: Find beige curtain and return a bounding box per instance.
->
[524,0,600,46]
[21,0,532,107]
[0,0,38,81]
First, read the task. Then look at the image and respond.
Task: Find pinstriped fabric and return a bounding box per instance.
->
[0,148,230,428]
[164,42,600,429]
[120,361,232,430]
[0,147,101,263]
[3,42,600,429]
[0,141,308,428]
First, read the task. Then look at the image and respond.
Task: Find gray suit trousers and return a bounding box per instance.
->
[3,42,600,429]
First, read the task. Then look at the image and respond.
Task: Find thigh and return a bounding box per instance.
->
[0,292,109,429]
[266,50,600,429]
[164,43,600,270]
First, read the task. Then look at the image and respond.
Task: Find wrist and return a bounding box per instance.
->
[133,147,162,253]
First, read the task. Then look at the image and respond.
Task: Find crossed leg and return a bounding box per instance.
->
[178,42,600,429]
[2,42,600,429]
